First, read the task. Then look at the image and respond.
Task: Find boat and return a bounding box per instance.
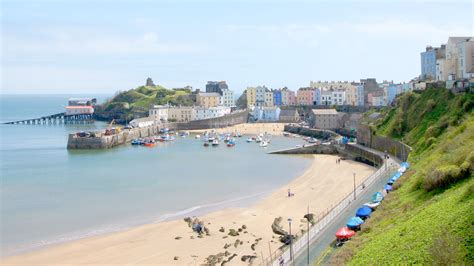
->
[195,134,201,139]
[283,132,290,137]
[212,139,219,146]
[260,141,268,147]
[208,136,215,142]
[144,142,155,147]
[227,141,236,147]
[236,132,242,137]
[246,138,253,143]
[159,134,175,142]
[203,142,210,147]
[131,139,142,145]
[308,138,318,143]
[255,137,262,143]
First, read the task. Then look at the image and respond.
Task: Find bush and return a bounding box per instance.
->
[423,165,469,191]
[428,230,467,265]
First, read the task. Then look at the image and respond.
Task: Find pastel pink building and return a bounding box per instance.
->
[297,87,315,105]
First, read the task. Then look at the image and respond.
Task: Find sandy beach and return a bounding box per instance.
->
[189,123,286,136]
[2,154,374,265]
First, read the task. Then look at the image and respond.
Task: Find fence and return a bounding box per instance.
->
[261,160,396,266]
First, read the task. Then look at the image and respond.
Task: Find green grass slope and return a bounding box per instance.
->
[329,89,474,265]
[94,85,193,123]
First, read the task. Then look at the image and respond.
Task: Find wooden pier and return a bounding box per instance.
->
[4,113,94,125]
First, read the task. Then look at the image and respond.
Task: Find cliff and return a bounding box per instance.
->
[328,88,473,265]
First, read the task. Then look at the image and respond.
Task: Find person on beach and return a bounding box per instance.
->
[288,189,291,197]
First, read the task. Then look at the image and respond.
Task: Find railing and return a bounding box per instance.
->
[261,161,397,266]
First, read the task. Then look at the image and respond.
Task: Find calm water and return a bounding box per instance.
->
[0,95,310,256]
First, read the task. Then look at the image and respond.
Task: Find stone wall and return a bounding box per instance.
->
[169,110,249,130]
[67,110,249,149]
[357,124,411,161]
[270,143,384,167]
[284,125,339,140]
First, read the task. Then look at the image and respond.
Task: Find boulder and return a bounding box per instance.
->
[271,217,288,236]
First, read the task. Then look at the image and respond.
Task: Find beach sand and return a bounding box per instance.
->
[189,123,286,136]
[2,155,374,265]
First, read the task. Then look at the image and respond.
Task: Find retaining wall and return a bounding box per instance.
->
[357,124,411,161]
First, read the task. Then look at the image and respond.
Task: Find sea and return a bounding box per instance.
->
[0,94,311,257]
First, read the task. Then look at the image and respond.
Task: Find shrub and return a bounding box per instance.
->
[423,164,469,191]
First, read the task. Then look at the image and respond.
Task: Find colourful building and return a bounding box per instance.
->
[273,89,282,106]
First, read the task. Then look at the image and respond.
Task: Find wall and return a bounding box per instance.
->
[284,125,339,140]
[357,124,411,161]
[68,110,249,149]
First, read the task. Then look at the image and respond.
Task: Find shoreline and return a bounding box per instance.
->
[2,154,376,265]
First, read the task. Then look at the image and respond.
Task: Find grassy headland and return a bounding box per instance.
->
[94,85,194,123]
[327,88,473,265]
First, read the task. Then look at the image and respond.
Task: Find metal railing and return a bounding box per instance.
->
[261,161,397,266]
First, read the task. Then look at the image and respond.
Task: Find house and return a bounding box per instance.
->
[168,106,196,122]
[265,89,274,107]
[65,97,96,115]
[253,106,281,121]
[197,92,220,108]
[279,109,300,123]
[296,87,315,105]
[195,106,231,120]
[320,89,333,106]
[309,109,342,129]
[331,89,346,106]
[149,105,169,122]
[220,88,234,107]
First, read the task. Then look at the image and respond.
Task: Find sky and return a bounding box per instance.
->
[1,0,473,94]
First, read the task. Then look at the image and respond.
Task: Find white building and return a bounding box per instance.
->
[331,89,346,106]
[149,105,169,122]
[253,106,281,121]
[195,106,231,120]
[220,88,235,107]
[65,106,94,116]
[320,89,332,106]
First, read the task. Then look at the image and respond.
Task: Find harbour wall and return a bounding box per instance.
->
[67,110,249,149]
[270,143,384,167]
[283,125,339,140]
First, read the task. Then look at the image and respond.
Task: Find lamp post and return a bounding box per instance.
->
[353,173,356,200]
[288,218,293,263]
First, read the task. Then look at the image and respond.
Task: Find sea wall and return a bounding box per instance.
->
[357,124,411,161]
[67,110,249,149]
[270,143,384,167]
[284,125,339,140]
[168,110,249,130]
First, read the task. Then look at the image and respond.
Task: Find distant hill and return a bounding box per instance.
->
[327,88,473,265]
[94,85,194,124]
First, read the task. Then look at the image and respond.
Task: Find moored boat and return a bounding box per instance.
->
[212,139,219,146]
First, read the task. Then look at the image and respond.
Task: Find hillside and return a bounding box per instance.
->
[94,85,193,123]
[327,88,473,265]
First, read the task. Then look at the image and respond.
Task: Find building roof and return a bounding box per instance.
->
[280,109,298,117]
[198,92,220,97]
[312,109,339,115]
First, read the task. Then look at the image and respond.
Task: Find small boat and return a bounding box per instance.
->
[212,139,219,146]
[131,139,142,145]
[227,141,235,147]
[236,132,242,137]
[203,142,210,147]
[195,135,201,139]
[246,138,253,143]
[256,137,262,143]
[308,138,318,143]
[144,142,155,147]
[283,132,290,137]
[363,202,381,210]
[208,136,215,142]
[260,141,268,147]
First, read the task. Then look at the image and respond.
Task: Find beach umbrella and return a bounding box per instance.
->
[384,184,393,191]
[371,192,384,203]
[356,206,372,218]
[335,227,356,240]
[346,217,364,228]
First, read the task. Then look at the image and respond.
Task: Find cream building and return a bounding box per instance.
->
[168,106,196,122]
[265,90,274,107]
[246,87,256,107]
[197,92,220,108]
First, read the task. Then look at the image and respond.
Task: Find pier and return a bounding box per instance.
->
[3,113,94,125]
